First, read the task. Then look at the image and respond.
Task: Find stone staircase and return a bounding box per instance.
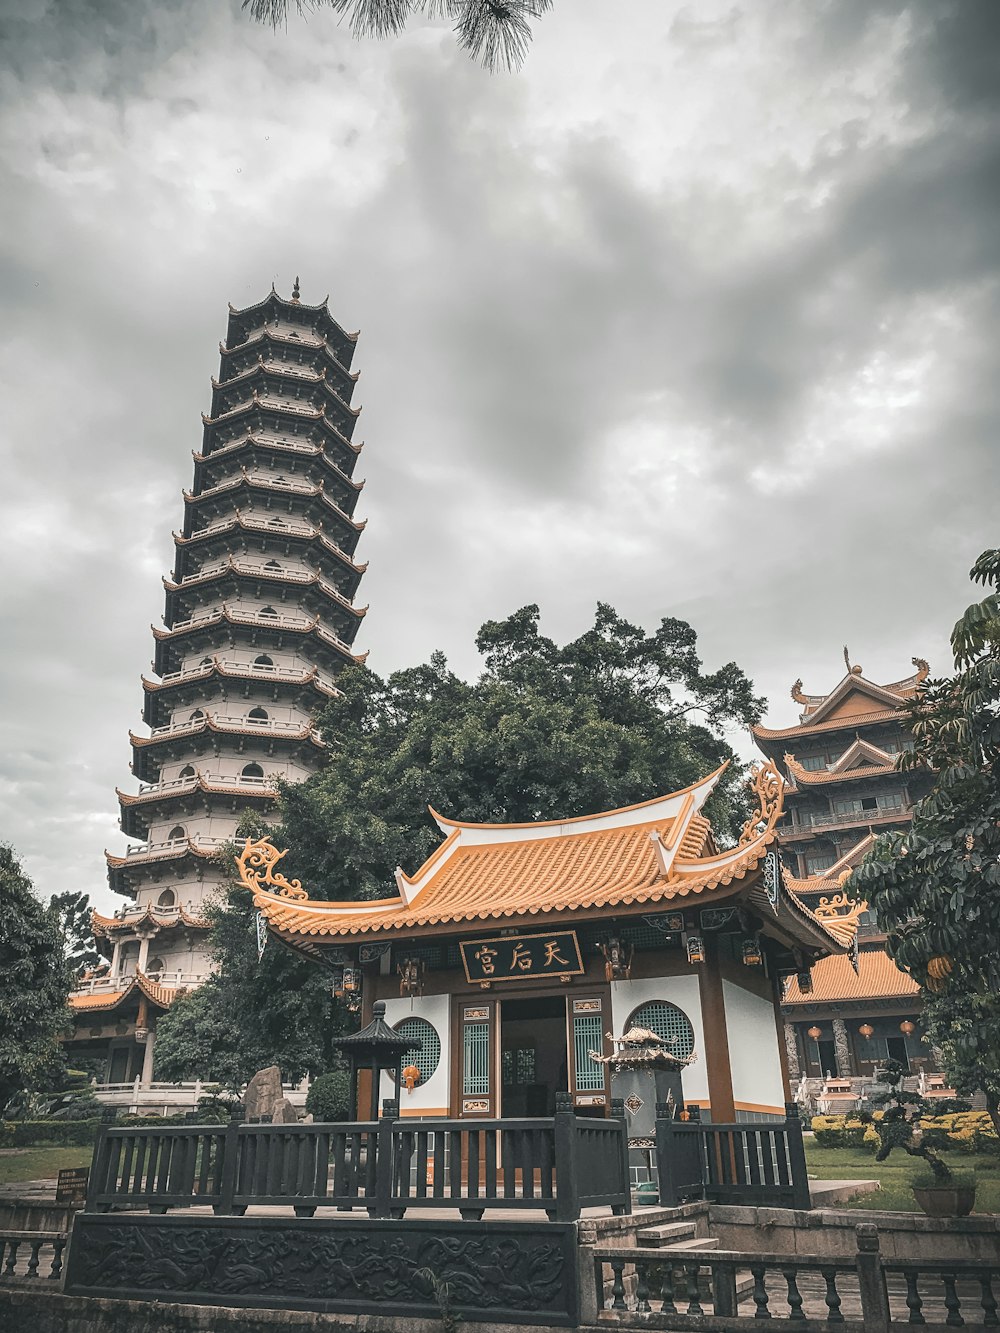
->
[635,1220,753,1301]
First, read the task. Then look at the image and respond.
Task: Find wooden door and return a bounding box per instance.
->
[457,1000,498,1117]
[567,995,610,1111]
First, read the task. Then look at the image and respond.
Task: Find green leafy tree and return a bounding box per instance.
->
[853,548,1000,987]
[0,845,73,1115]
[281,603,764,900]
[852,547,1000,1126]
[861,1060,969,1186]
[920,992,1000,1139]
[246,0,553,72]
[154,812,349,1089]
[50,890,101,978]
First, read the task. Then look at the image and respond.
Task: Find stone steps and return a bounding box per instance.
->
[635,1221,698,1248]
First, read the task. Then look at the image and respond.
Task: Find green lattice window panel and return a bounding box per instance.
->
[627,1001,695,1060]
[394,1017,441,1083]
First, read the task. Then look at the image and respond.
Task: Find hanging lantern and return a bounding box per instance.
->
[741,936,763,967]
[858,1023,874,1040]
[807,1025,822,1041]
[342,966,360,994]
[599,937,634,981]
[397,957,425,998]
[900,1020,915,1037]
[331,966,345,1000]
[402,1064,421,1093]
[685,933,705,965]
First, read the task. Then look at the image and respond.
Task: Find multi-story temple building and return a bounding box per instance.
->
[751,654,934,1084]
[67,284,368,1091]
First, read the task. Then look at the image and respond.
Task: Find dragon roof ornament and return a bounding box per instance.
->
[736,760,784,847]
[237,836,307,901]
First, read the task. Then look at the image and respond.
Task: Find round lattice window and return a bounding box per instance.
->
[625,1001,696,1060]
[393,1017,441,1083]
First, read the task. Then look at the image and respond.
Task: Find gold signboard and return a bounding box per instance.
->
[460,930,584,983]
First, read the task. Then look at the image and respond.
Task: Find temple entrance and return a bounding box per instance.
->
[817,1038,837,1077]
[500,995,567,1117]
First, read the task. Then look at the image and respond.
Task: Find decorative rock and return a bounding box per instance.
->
[243,1065,284,1122]
[274,1097,299,1124]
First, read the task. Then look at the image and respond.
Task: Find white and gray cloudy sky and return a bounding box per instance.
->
[2,0,998,913]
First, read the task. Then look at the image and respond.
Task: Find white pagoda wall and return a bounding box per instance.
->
[609,975,709,1107]
[378,994,452,1116]
[722,979,785,1115]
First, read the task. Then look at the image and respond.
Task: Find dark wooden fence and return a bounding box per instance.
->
[88,1095,631,1221]
[655,1100,810,1209]
[593,1222,999,1330]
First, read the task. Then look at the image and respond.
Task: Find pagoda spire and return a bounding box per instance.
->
[292,275,300,302]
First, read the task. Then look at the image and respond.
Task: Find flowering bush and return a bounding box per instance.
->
[814,1107,996,1155]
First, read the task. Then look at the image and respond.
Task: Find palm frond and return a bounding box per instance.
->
[244,0,553,69]
[455,0,536,72]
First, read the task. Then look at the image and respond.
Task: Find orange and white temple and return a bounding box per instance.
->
[244,762,861,1124]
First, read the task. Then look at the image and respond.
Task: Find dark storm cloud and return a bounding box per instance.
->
[1,0,998,907]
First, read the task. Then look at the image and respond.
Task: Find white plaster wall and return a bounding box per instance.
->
[722,979,785,1113]
[610,975,708,1104]
[377,994,452,1114]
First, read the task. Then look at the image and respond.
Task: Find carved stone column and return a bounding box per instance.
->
[832,1018,852,1077]
[784,1023,801,1080]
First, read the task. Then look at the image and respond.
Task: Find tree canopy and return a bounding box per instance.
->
[0,844,72,1114]
[50,890,101,978]
[245,0,553,72]
[852,548,1000,991]
[852,547,1000,1128]
[156,602,764,1083]
[281,603,764,900]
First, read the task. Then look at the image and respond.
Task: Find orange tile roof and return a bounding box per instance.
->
[92,906,209,935]
[783,947,919,1005]
[783,754,895,786]
[248,763,856,956]
[752,707,901,741]
[68,971,180,1012]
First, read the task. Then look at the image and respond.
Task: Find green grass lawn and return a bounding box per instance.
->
[0,1146,94,1187]
[805,1141,1000,1212]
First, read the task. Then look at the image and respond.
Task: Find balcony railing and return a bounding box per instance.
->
[148,714,316,740]
[72,971,208,996]
[132,772,276,798]
[173,558,360,614]
[780,804,912,838]
[180,511,359,566]
[120,836,227,861]
[155,658,337,691]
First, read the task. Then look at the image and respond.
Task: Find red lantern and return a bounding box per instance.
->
[900,1020,915,1037]
[859,1023,874,1040]
[807,1025,822,1041]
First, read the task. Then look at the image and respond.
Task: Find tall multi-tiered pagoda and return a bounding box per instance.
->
[752,653,935,1086]
[68,284,368,1093]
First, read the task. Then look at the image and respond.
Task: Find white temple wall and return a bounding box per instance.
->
[722,979,785,1113]
[610,975,709,1105]
[377,994,451,1115]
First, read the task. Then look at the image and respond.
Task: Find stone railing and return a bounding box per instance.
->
[592,1223,999,1331]
[0,1232,66,1284]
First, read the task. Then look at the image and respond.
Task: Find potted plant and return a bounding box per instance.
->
[860,1060,975,1217]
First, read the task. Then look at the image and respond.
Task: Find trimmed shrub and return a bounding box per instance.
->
[0,1119,100,1147]
[812,1109,999,1156]
[305,1070,352,1123]
[811,1115,869,1148]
